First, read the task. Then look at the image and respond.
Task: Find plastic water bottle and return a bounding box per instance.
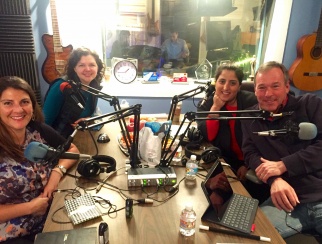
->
[185,155,198,181]
[179,202,196,236]
[171,139,182,163]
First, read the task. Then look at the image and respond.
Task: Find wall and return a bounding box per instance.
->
[30,0,322,114]
[283,0,322,96]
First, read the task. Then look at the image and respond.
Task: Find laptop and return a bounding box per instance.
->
[34,227,97,244]
[201,161,259,233]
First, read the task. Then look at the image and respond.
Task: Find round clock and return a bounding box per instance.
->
[113,60,137,84]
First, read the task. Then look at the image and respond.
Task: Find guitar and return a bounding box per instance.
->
[147,0,159,37]
[289,9,322,91]
[41,0,73,84]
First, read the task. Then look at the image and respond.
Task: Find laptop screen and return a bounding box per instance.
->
[201,161,233,220]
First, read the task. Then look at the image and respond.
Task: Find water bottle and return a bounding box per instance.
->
[171,139,182,163]
[179,202,196,236]
[185,155,198,181]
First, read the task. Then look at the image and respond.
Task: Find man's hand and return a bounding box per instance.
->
[237,165,248,181]
[255,157,287,183]
[270,178,299,212]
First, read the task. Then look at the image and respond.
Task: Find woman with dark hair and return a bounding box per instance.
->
[197,64,270,203]
[0,76,78,243]
[43,47,105,138]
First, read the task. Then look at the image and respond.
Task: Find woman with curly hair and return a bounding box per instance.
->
[43,47,105,138]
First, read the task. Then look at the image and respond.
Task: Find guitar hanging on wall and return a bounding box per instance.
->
[147,0,160,37]
[289,9,322,91]
[41,0,73,84]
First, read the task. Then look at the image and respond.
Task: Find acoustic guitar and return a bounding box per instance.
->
[41,0,73,84]
[289,9,322,91]
[147,0,159,37]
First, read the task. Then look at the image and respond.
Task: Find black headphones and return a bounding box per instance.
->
[182,142,221,166]
[187,126,203,143]
[77,155,116,178]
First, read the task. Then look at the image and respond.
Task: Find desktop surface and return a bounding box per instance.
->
[42,121,285,244]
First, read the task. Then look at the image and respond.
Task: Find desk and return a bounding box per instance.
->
[43,122,285,243]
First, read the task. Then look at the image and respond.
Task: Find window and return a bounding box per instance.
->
[54,0,274,79]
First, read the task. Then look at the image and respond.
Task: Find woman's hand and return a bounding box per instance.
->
[72,117,90,128]
[29,194,49,216]
[43,171,61,198]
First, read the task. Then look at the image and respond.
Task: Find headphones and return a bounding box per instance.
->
[187,126,203,143]
[77,155,116,178]
[182,142,221,166]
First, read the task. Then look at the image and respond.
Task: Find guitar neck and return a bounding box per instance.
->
[50,0,63,51]
[316,8,322,47]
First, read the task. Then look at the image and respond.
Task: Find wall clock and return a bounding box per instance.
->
[113,60,137,84]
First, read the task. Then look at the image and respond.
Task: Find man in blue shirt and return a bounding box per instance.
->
[161,29,189,68]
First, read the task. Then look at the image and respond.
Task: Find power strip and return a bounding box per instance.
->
[127,166,177,187]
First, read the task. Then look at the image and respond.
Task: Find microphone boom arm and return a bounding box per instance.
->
[160,110,269,167]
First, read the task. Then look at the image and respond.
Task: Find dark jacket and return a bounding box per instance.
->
[197,89,258,171]
[241,93,322,203]
[43,78,101,138]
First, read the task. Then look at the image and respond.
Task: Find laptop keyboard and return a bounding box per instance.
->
[222,193,258,233]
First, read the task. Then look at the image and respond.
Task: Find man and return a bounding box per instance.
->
[161,29,189,68]
[241,61,322,238]
[110,30,130,59]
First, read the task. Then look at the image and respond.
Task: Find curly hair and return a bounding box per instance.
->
[65,47,105,86]
[0,76,44,161]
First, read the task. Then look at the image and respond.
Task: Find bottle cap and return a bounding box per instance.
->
[185,202,193,211]
[190,155,197,161]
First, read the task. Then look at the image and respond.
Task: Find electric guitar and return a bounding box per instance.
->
[147,0,159,37]
[289,9,322,91]
[41,0,73,84]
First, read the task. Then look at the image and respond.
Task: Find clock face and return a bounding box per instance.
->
[113,60,137,84]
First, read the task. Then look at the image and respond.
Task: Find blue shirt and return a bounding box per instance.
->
[161,38,189,60]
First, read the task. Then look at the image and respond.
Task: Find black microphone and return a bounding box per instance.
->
[60,82,84,109]
[253,122,317,140]
[24,141,92,163]
[200,83,215,107]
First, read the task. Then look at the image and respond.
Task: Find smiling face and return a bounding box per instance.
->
[0,87,33,136]
[74,55,99,85]
[255,67,290,112]
[215,69,241,105]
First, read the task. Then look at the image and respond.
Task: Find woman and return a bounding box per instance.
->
[0,76,79,243]
[197,64,269,203]
[43,47,105,138]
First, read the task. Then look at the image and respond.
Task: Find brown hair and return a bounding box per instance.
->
[215,64,244,84]
[65,47,105,86]
[0,76,44,161]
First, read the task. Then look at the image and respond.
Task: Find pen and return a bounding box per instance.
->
[199,225,271,242]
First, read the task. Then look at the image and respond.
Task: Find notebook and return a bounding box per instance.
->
[201,161,259,233]
[34,227,97,244]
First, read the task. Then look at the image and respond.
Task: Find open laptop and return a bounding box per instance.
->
[201,161,259,233]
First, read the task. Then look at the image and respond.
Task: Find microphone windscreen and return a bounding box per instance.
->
[24,141,49,163]
[59,82,71,92]
[298,122,317,140]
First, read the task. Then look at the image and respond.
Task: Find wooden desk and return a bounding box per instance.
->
[43,122,285,243]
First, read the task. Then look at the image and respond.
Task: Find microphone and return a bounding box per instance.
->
[200,83,215,107]
[60,82,84,109]
[24,141,92,163]
[253,122,317,140]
